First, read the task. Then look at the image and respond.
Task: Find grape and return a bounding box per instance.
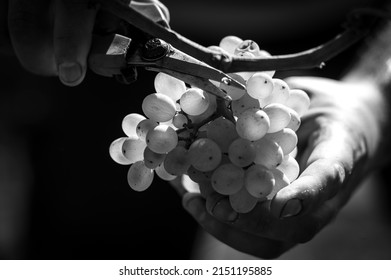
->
[143,147,165,169]
[109,137,133,165]
[122,136,147,163]
[164,146,191,176]
[286,89,310,116]
[229,187,258,213]
[172,113,188,129]
[234,40,262,57]
[219,35,243,54]
[136,119,158,141]
[122,113,146,138]
[180,88,210,116]
[259,78,290,107]
[206,117,238,153]
[246,72,274,99]
[146,124,178,154]
[231,92,260,117]
[277,155,300,183]
[187,166,213,183]
[266,168,290,199]
[188,138,222,172]
[263,103,291,133]
[211,163,244,195]
[236,108,270,141]
[155,162,177,181]
[228,138,255,167]
[154,72,186,102]
[253,137,284,169]
[220,73,246,100]
[187,93,217,123]
[244,164,275,198]
[264,128,298,155]
[142,93,177,122]
[289,146,298,158]
[286,108,301,132]
[127,161,154,191]
[181,174,201,193]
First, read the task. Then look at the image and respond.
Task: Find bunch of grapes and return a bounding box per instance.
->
[109,36,310,213]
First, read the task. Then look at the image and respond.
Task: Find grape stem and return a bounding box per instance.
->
[95,1,388,72]
[176,98,235,144]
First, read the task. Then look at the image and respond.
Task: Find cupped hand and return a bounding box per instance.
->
[176,76,389,259]
[0,0,169,86]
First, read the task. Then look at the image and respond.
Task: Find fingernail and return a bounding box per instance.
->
[280,198,302,219]
[212,199,238,222]
[59,62,82,85]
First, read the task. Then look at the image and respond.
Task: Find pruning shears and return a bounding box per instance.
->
[87,0,246,101]
[88,33,245,101]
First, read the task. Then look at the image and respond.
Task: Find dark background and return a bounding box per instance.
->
[0,0,390,259]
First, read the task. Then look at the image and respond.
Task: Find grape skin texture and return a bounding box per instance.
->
[245,164,275,198]
[143,147,165,169]
[109,137,133,165]
[154,72,186,102]
[122,136,147,164]
[188,138,222,172]
[180,88,210,116]
[127,161,154,191]
[229,187,258,214]
[265,128,298,155]
[253,138,284,169]
[136,119,158,141]
[246,72,274,99]
[206,117,238,153]
[155,162,177,181]
[146,124,178,154]
[122,113,146,138]
[236,108,270,141]
[228,138,255,167]
[211,163,244,195]
[263,103,292,133]
[164,146,191,176]
[142,93,177,122]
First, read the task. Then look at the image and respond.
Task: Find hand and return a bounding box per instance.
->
[0,0,169,86]
[176,76,389,259]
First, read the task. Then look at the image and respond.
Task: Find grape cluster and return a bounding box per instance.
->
[109,36,310,213]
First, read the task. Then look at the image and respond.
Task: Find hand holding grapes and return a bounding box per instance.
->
[178,76,389,259]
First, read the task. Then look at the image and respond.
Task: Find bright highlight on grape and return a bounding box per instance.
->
[109,35,310,214]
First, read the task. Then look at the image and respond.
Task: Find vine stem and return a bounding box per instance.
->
[95,0,387,72]
[176,96,235,143]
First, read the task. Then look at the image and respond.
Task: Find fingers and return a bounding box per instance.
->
[8,0,98,85]
[271,117,366,219]
[183,193,295,259]
[8,0,56,75]
[54,0,98,86]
